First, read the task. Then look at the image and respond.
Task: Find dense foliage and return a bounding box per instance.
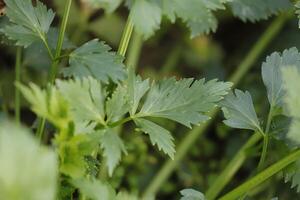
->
[1,0,300,199]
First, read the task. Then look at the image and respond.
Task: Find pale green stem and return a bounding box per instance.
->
[219,149,300,200]
[118,19,134,57]
[15,47,22,124]
[142,12,290,198]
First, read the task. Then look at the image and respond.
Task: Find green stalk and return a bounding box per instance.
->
[125,31,143,70]
[159,44,181,75]
[142,13,290,198]
[14,47,22,124]
[219,149,300,200]
[36,0,73,141]
[49,0,73,83]
[118,19,134,57]
[257,105,274,170]
[205,132,262,200]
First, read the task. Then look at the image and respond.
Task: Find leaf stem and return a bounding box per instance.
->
[14,47,22,124]
[205,132,262,200]
[142,13,290,198]
[117,19,134,57]
[49,0,72,83]
[36,0,73,141]
[219,149,300,200]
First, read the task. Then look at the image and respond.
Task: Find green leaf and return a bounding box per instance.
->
[134,118,175,159]
[138,78,232,128]
[262,48,300,109]
[58,134,99,178]
[128,0,229,38]
[56,77,106,125]
[85,0,123,13]
[220,89,262,132]
[106,85,129,123]
[98,129,127,176]
[129,0,162,39]
[116,191,139,200]
[72,178,116,200]
[0,121,57,200]
[180,189,206,200]
[229,0,291,22]
[1,0,55,47]
[62,39,127,83]
[17,83,71,131]
[128,71,150,115]
[282,67,300,146]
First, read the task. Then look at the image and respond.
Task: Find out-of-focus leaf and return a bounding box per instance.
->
[0,121,57,200]
[229,0,291,22]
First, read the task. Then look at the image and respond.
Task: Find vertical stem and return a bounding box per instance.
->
[49,0,73,84]
[118,19,134,57]
[257,134,269,170]
[219,149,300,200]
[36,0,73,141]
[125,31,143,70]
[142,13,290,198]
[15,47,22,124]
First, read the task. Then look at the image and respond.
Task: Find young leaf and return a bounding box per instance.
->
[1,0,55,47]
[0,121,57,200]
[98,129,127,176]
[56,77,106,125]
[106,85,129,123]
[138,78,232,128]
[128,71,150,115]
[180,188,206,200]
[62,39,127,83]
[262,48,300,109]
[220,89,262,132]
[58,134,99,178]
[72,178,116,200]
[17,83,71,130]
[134,118,175,159]
[282,67,300,145]
[229,0,291,22]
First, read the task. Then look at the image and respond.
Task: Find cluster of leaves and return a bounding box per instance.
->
[1,0,300,199]
[0,0,233,199]
[84,0,291,38]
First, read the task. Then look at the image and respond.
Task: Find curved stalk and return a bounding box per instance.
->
[15,47,22,124]
[219,149,300,200]
[142,13,290,198]
[125,31,143,70]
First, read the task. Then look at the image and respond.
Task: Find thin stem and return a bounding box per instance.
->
[257,134,269,170]
[108,116,133,128]
[42,37,54,60]
[49,0,73,83]
[257,105,274,170]
[142,13,290,198]
[159,44,181,75]
[117,19,134,57]
[36,0,72,141]
[219,149,300,200]
[205,132,262,200]
[15,47,22,124]
[125,31,143,70]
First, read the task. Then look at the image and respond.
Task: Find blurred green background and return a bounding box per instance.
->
[1,1,300,199]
